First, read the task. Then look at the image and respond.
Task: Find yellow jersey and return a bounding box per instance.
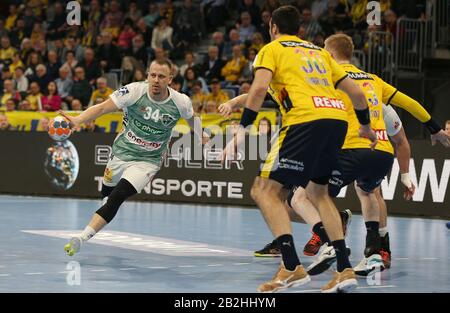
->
[338,63,396,154]
[253,35,348,126]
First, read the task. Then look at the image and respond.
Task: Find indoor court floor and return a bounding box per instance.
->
[0,195,448,293]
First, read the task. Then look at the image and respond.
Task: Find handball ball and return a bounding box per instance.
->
[48,116,72,141]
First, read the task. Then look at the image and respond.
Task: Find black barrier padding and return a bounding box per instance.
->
[0,131,448,218]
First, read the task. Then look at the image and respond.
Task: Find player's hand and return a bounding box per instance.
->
[58,110,80,129]
[218,102,233,117]
[430,130,450,147]
[202,131,211,146]
[220,127,245,164]
[403,183,415,201]
[359,125,378,150]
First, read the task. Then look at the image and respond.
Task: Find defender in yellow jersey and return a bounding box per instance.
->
[222,6,377,293]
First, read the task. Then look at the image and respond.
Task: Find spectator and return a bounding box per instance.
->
[350,0,369,26]
[117,19,137,52]
[47,2,67,40]
[83,120,102,133]
[445,120,450,136]
[205,79,229,105]
[55,66,73,103]
[170,77,183,92]
[9,52,24,76]
[121,56,145,86]
[1,79,21,106]
[151,17,174,52]
[9,18,26,49]
[212,31,226,60]
[129,35,148,68]
[258,117,271,135]
[221,45,247,84]
[97,32,122,71]
[202,0,228,30]
[14,67,28,93]
[89,77,113,107]
[0,113,15,131]
[237,11,257,42]
[18,99,32,111]
[85,0,103,30]
[182,67,209,96]
[200,46,224,84]
[311,0,331,21]
[26,81,43,111]
[37,117,49,132]
[249,32,265,52]
[5,98,17,111]
[134,69,145,82]
[240,81,251,94]
[190,80,208,113]
[30,22,45,48]
[22,6,36,37]
[29,64,52,92]
[240,48,257,83]
[41,81,62,112]
[143,3,160,28]
[239,0,262,26]
[203,99,218,114]
[0,35,16,68]
[125,2,143,25]
[301,8,323,41]
[61,37,84,63]
[179,52,199,77]
[136,18,152,48]
[261,0,281,13]
[174,0,204,45]
[70,99,83,111]
[5,4,19,31]
[78,48,102,85]
[383,9,398,41]
[61,50,78,77]
[68,67,92,109]
[258,10,271,43]
[45,50,62,81]
[223,29,243,60]
[100,0,124,37]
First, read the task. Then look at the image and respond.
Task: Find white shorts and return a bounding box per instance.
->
[102,156,160,193]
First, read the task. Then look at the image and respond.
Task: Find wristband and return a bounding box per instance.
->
[423,118,441,135]
[355,108,371,125]
[401,173,412,189]
[239,107,258,128]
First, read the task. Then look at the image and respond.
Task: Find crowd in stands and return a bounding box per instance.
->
[0,0,429,131]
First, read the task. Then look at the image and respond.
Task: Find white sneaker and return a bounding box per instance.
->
[354,254,385,276]
[307,244,336,276]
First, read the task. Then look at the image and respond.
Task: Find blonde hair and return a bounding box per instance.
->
[324,34,354,61]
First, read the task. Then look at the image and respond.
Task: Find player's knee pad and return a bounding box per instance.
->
[101,184,115,198]
[96,179,137,223]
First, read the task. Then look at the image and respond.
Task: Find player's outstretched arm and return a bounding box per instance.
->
[185,115,210,145]
[383,83,450,147]
[59,98,119,128]
[390,128,415,200]
[337,76,378,149]
[218,94,248,117]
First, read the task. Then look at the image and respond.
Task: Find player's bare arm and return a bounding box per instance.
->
[59,98,119,128]
[390,128,415,200]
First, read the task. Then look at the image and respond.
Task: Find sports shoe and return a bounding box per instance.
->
[64,237,82,256]
[254,239,281,257]
[257,263,311,293]
[306,243,351,276]
[303,232,323,256]
[321,268,358,293]
[380,249,391,269]
[303,209,352,256]
[354,254,385,276]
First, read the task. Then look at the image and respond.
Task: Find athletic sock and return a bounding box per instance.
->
[276,234,301,271]
[379,227,388,237]
[312,222,331,244]
[331,239,352,272]
[80,226,96,242]
[365,221,381,257]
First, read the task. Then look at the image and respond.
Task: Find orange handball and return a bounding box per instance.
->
[48,116,72,141]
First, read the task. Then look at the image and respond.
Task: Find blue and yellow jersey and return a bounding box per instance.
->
[253,35,349,126]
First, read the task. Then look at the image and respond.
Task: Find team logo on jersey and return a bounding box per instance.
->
[394,121,400,129]
[312,96,346,110]
[280,41,321,51]
[115,86,130,97]
[347,71,374,81]
[125,130,163,151]
[161,114,176,127]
